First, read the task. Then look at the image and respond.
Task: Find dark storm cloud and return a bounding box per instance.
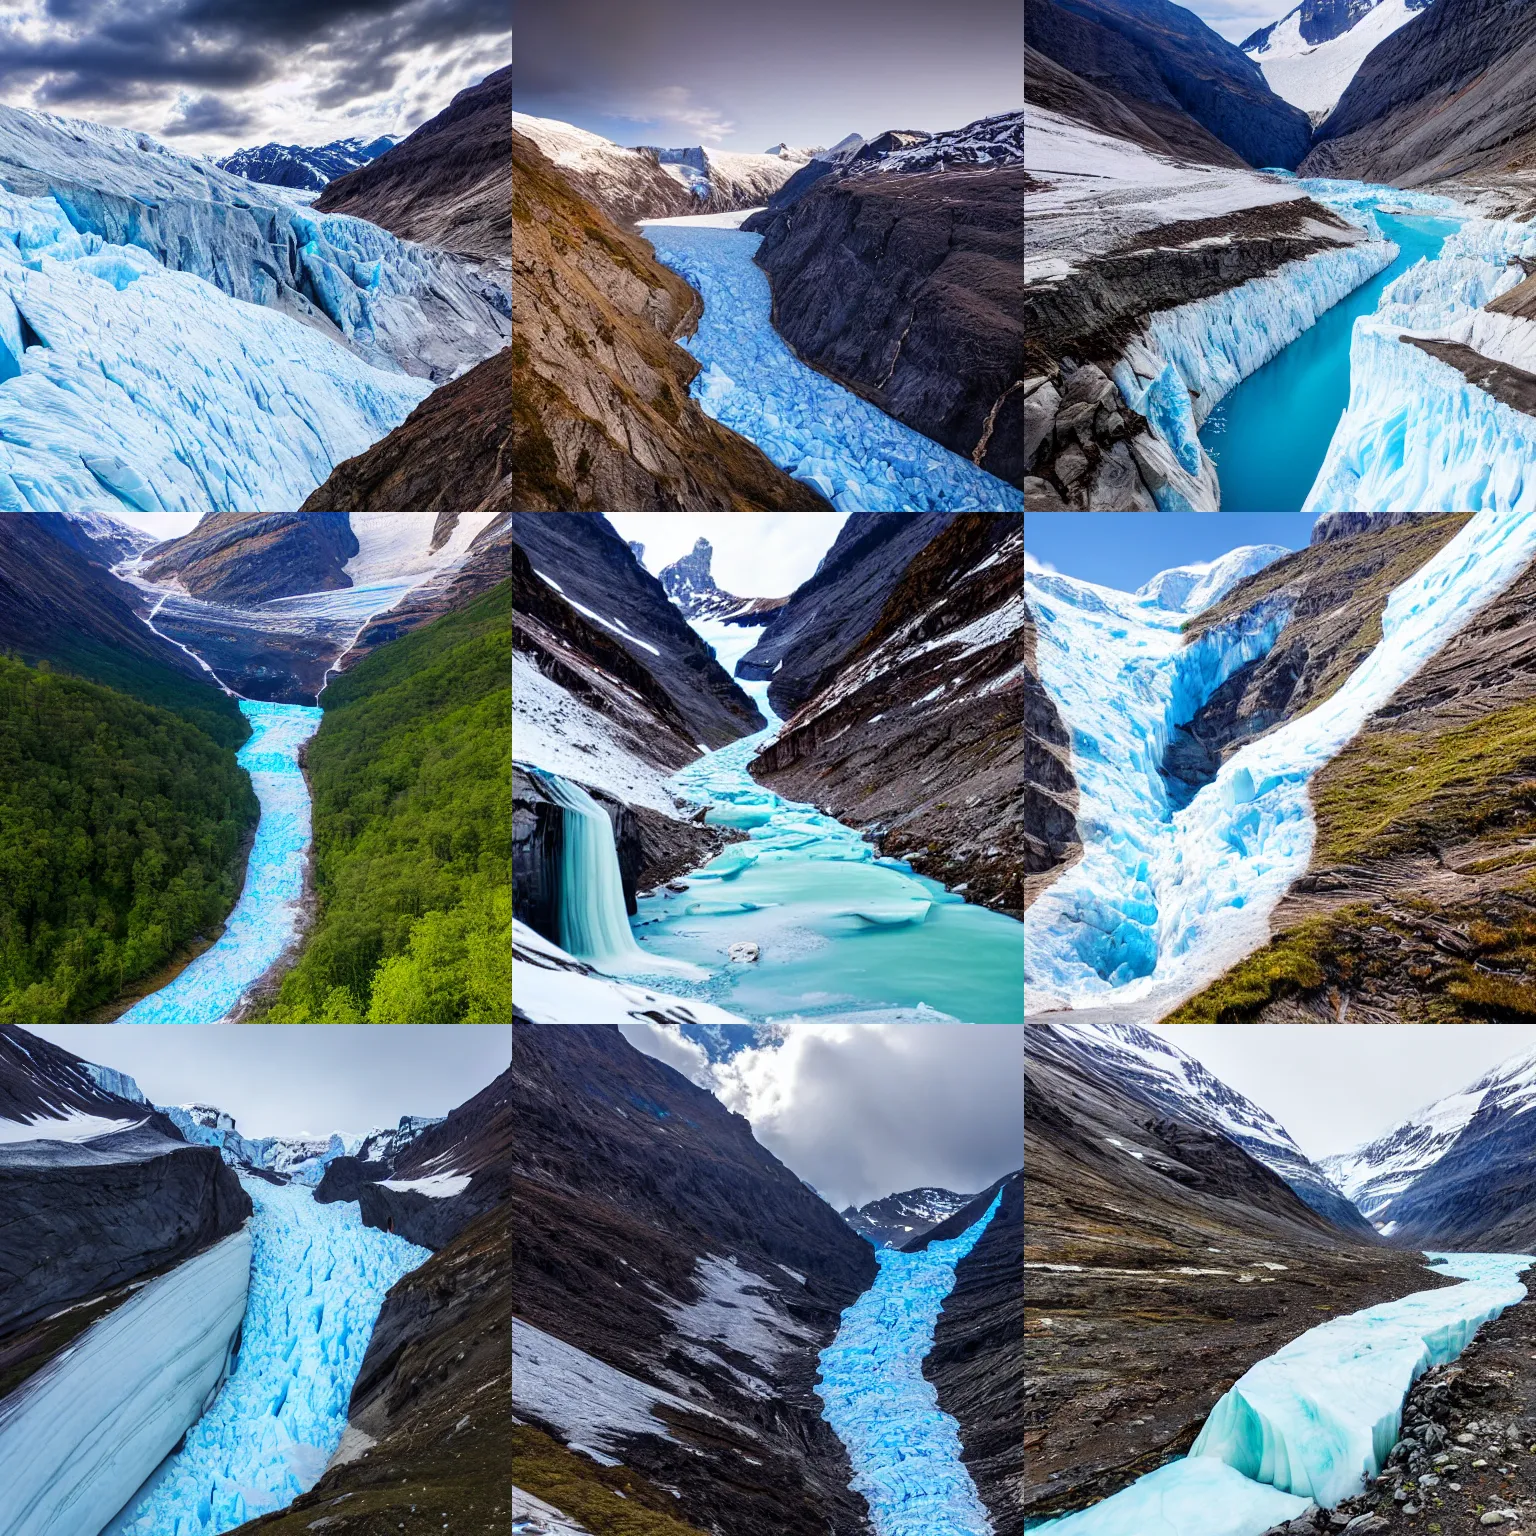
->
[160,90,255,135]
[0,0,509,110]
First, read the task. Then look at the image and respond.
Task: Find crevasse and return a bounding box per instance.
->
[107,1180,431,1535]
[817,1190,1004,1536]
[1034,1253,1532,1536]
[1025,507,1536,1016]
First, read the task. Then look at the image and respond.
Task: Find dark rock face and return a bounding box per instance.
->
[1026,1024,1452,1519]
[301,347,511,512]
[511,128,830,512]
[739,512,952,714]
[513,513,765,748]
[513,766,565,944]
[1303,0,1536,183]
[659,536,746,617]
[751,513,1026,917]
[511,1024,876,1536]
[744,161,1026,488]
[312,1154,392,1205]
[144,512,359,604]
[1025,601,1081,910]
[0,1126,251,1334]
[903,1173,1023,1532]
[840,1186,975,1248]
[1028,0,1314,169]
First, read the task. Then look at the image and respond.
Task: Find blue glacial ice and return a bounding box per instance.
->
[118,701,323,1024]
[1026,506,1536,1015]
[0,1229,250,1536]
[1305,213,1536,513]
[1035,1253,1531,1535]
[638,221,1024,512]
[817,1190,1003,1536]
[0,190,432,512]
[108,1180,430,1536]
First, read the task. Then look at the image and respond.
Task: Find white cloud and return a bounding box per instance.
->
[612,85,736,144]
[1024,551,1059,577]
[112,512,204,540]
[622,1023,1023,1211]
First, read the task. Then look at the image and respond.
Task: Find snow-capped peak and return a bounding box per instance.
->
[1321,1045,1536,1218]
[1135,544,1291,614]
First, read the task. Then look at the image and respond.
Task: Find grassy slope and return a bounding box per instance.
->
[255,582,511,1024]
[0,656,259,1023]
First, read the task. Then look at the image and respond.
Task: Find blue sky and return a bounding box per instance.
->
[1181,0,1291,43]
[1026,513,1315,593]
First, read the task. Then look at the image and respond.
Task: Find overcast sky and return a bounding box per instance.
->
[515,0,1021,153]
[608,513,851,601]
[1151,1026,1536,1160]
[28,1025,509,1139]
[115,511,203,540]
[0,0,510,156]
[620,1022,1023,1211]
[1179,0,1292,43]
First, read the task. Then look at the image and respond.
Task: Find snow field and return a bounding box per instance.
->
[0,1109,144,1142]
[0,1230,251,1536]
[815,1191,1003,1536]
[0,188,430,512]
[110,1180,430,1535]
[638,221,1024,512]
[1030,506,1536,1013]
[118,701,323,1024]
[1246,0,1430,118]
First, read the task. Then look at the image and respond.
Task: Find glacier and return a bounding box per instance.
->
[1036,1252,1531,1535]
[0,1229,251,1536]
[108,1179,430,1536]
[0,188,431,512]
[816,1190,1003,1536]
[638,221,1025,512]
[118,701,323,1024]
[1025,508,1536,1017]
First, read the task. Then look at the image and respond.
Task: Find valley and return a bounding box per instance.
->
[1026,0,1536,512]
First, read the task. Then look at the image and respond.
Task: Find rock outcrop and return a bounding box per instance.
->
[1024,601,1081,910]
[510,1024,875,1536]
[743,125,1025,489]
[1026,1023,1451,1520]
[301,347,512,512]
[512,128,829,511]
[750,513,1025,915]
[1302,0,1536,184]
[905,1173,1023,1532]
[1027,0,1314,169]
[143,512,359,603]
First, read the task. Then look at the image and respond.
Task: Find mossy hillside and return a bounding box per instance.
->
[1163,910,1351,1022]
[0,655,258,1024]
[255,582,511,1024]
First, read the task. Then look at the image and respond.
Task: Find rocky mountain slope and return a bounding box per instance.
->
[1024,598,1080,910]
[301,346,512,512]
[143,512,359,602]
[1026,1022,1453,1521]
[1027,0,1315,168]
[743,113,1025,490]
[840,1186,975,1247]
[228,1066,511,1536]
[217,134,397,193]
[511,127,829,511]
[659,537,786,622]
[0,512,248,748]
[1302,0,1536,186]
[905,1172,1022,1531]
[1167,515,1536,1021]
[750,513,1025,914]
[509,1024,875,1536]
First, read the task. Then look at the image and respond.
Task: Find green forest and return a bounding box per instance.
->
[255,580,512,1024]
[0,655,259,1023]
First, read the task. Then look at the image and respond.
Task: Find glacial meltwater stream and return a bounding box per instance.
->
[1199,211,1462,511]
[1034,1252,1534,1535]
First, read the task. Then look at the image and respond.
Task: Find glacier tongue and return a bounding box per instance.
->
[1026,507,1536,1017]
[0,190,431,511]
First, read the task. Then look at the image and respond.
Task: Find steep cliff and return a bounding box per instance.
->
[512,128,829,511]
[1024,601,1080,911]
[143,512,359,603]
[750,513,1025,914]
[510,1024,875,1536]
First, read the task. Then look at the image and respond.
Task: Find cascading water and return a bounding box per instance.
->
[1036,1252,1533,1535]
[817,1190,1005,1536]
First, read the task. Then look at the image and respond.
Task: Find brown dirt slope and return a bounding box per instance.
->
[1027,1023,1454,1523]
[512,129,828,511]
[301,348,512,512]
